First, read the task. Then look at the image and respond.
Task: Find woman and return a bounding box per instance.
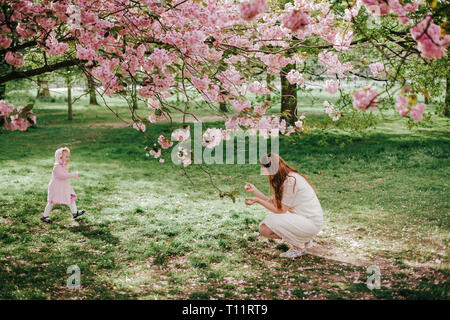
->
[244,153,323,258]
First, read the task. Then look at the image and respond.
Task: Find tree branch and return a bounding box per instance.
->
[0,59,81,84]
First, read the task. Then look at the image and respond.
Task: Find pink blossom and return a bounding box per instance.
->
[0,35,11,49]
[0,100,14,117]
[333,31,353,51]
[247,81,270,94]
[191,75,210,91]
[202,128,223,148]
[148,114,157,123]
[286,70,304,85]
[410,103,426,121]
[147,97,160,109]
[176,147,192,167]
[369,62,385,77]
[324,80,340,94]
[254,104,268,115]
[282,10,310,32]
[171,127,190,142]
[133,122,146,132]
[318,50,353,77]
[225,118,240,131]
[352,87,379,110]
[411,15,450,59]
[45,34,69,56]
[323,101,341,121]
[158,135,173,149]
[395,94,409,117]
[362,0,390,16]
[230,100,251,112]
[5,51,24,67]
[240,0,267,21]
[150,149,161,159]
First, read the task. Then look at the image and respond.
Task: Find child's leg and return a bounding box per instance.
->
[43,203,53,217]
[68,202,78,214]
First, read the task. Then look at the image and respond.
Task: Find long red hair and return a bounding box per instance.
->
[260,153,317,209]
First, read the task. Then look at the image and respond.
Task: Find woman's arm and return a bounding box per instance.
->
[245,183,271,201]
[245,197,291,214]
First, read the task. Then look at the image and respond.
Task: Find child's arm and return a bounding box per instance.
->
[53,165,79,179]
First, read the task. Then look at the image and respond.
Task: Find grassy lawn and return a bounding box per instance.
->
[0,93,449,300]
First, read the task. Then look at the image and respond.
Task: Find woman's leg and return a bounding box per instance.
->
[43,203,53,217]
[259,223,282,239]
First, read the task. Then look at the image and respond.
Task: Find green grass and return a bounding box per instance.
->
[0,93,449,300]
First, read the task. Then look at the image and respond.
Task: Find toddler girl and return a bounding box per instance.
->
[41,147,85,223]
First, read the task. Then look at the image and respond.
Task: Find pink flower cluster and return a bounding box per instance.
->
[411,15,450,59]
[202,128,223,149]
[324,80,340,94]
[395,93,426,121]
[0,100,36,131]
[247,81,270,94]
[318,51,353,77]
[5,51,24,67]
[158,135,173,149]
[369,62,385,77]
[282,10,310,32]
[45,34,69,56]
[171,127,190,142]
[240,0,267,21]
[352,87,379,110]
[323,101,341,121]
[286,70,305,85]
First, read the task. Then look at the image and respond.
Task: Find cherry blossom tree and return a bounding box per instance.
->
[0,0,448,156]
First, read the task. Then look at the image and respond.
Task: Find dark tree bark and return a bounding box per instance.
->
[0,83,5,100]
[37,78,50,98]
[87,73,98,105]
[0,59,80,85]
[444,75,449,117]
[266,71,272,102]
[219,101,228,112]
[280,63,298,124]
[67,83,73,120]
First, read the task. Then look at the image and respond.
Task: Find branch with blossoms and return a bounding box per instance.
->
[0,100,36,131]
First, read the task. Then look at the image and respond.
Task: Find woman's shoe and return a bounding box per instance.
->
[72,210,85,219]
[40,216,52,223]
[279,248,306,258]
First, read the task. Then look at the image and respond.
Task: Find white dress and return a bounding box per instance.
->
[260,172,323,249]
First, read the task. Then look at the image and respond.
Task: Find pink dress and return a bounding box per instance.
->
[47,148,78,205]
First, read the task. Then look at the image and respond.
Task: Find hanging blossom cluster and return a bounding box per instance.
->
[395,88,426,121]
[0,100,36,131]
[323,101,341,122]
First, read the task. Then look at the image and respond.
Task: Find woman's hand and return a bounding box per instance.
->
[245,197,258,206]
[245,182,257,194]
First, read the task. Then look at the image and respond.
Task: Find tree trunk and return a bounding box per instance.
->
[266,71,272,102]
[67,83,73,120]
[87,74,98,105]
[219,101,228,112]
[444,75,449,117]
[280,64,297,124]
[37,79,50,98]
[0,83,5,100]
